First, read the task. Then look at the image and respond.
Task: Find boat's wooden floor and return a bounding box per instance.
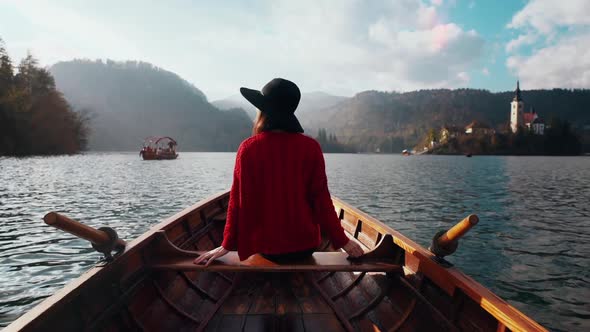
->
[204,273,346,332]
[137,221,430,331]
[138,267,441,332]
[199,272,430,332]
[5,192,548,332]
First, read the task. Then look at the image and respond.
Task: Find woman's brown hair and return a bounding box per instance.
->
[252,109,302,135]
[252,110,268,136]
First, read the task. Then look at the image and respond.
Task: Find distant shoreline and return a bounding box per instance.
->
[424,151,586,157]
[3,151,588,158]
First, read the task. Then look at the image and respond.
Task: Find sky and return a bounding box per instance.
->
[1,0,589,100]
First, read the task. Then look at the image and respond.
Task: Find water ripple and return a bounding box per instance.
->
[1,153,589,331]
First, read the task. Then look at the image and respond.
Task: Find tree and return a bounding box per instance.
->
[427,128,438,143]
[0,39,88,156]
[317,128,328,144]
[0,37,14,95]
[315,128,354,153]
[15,52,55,98]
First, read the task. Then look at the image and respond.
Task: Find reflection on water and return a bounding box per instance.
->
[1,153,589,331]
[0,152,234,326]
[325,155,589,332]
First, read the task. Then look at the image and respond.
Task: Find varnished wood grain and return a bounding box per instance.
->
[303,313,347,332]
[5,190,548,332]
[150,251,402,272]
[332,197,547,332]
[43,212,126,249]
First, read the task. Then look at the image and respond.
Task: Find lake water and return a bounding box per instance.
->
[0,153,589,331]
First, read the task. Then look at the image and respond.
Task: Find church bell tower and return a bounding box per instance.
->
[510,80,524,133]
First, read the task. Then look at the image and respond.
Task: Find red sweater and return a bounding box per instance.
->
[221,132,349,260]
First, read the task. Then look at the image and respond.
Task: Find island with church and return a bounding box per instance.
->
[417,81,583,156]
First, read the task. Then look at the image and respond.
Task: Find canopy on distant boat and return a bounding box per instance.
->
[140,136,178,160]
[142,136,177,147]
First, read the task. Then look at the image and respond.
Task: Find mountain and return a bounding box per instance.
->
[47,61,590,154]
[212,94,256,119]
[308,88,590,152]
[50,60,251,151]
[212,91,347,130]
[295,91,348,132]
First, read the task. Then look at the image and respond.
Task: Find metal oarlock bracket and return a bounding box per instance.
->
[91,227,123,261]
[43,211,127,264]
[429,215,479,268]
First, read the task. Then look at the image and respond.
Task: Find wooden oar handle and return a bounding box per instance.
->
[44,212,126,248]
[436,214,479,248]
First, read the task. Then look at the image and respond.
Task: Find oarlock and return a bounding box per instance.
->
[44,212,126,261]
[429,214,479,266]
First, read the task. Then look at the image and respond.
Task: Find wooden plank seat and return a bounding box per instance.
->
[145,231,403,273]
[149,251,402,272]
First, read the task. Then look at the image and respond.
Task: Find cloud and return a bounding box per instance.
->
[1,0,485,98]
[368,22,483,83]
[456,71,470,84]
[187,0,484,96]
[1,0,143,67]
[505,33,537,53]
[507,34,590,89]
[508,0,590,34]
[506,0,590,89]
[482,67,489,76]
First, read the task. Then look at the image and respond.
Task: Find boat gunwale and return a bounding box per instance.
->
[5,190,547,332]
[4,190,230,332]
[331,196,547,332]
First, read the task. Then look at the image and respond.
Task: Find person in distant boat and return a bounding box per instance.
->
[194,78,364,266]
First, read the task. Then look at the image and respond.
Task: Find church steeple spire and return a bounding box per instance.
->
[510,80,524,133]
[513,80,522,102]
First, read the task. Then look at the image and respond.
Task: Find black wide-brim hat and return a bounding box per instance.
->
[240,78,304,133]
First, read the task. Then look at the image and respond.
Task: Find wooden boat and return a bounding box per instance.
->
[5,191,547,332]
[140,136,179,160]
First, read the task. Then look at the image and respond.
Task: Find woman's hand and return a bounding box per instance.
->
[342,240,364,258]
[193,246,229,266]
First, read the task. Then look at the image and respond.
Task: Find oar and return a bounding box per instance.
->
[44,212,126,260]
[429,214,479,258]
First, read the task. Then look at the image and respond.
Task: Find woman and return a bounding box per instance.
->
[194,78,363,266]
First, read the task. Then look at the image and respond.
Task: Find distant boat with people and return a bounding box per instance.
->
[401,149,412,156]
[139,136,179,160]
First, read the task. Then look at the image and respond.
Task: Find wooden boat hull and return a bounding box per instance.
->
[5,191,547,332]
[141,151,178,160]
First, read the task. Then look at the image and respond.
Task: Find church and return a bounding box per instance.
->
[510,81,545,135]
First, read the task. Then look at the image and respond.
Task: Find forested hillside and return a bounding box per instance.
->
[213,91,347,128]
[50,60,252,151]
[313,88,590,152]
[0,38,87,156]
[7,49,588,154]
